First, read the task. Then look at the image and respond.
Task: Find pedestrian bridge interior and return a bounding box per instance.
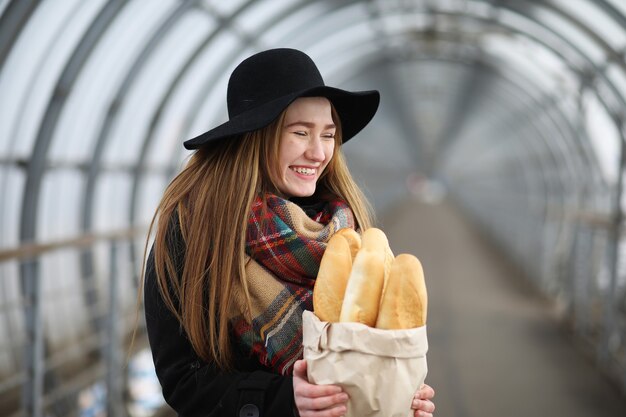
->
[1,0,626,416]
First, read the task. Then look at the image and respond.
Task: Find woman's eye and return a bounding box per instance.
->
[293,131,307,136]
[322,133,336,139]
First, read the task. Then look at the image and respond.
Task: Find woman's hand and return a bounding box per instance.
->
[411,384,436,417]
[293,359,349,417]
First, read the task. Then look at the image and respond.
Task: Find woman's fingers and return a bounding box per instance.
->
[414,383,435,400]
[293,359,308,379]
[412,398,436,412]
[293,360,349,417]
[295,383,348,413]
[295,381,343,398]
[298,391,348,411]
[412,383,435,416]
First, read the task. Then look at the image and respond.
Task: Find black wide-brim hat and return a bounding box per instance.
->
[183,48,380,150]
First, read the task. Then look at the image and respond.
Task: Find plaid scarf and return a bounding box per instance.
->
[230,193,356,375]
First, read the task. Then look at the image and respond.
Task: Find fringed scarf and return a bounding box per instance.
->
[229,193,356,375]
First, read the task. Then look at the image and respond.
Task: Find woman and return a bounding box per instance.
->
[143,48,436,417]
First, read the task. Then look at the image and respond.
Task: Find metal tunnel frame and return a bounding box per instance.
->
[1,1,626,416]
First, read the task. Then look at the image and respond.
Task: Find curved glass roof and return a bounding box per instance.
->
[1,0,626,415]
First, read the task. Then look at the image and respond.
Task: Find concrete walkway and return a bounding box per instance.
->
[379,197,626,417]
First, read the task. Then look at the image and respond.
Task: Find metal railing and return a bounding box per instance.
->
[0,227,158,417]
[449,186,626,395]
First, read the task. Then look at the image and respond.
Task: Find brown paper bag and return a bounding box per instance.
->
[302,310,428,417]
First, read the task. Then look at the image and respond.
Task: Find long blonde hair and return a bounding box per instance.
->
[145,104,373,370]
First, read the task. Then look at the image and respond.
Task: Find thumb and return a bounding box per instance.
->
[293,359,307,379]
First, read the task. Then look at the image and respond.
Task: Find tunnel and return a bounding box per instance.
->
[1,0,626,416]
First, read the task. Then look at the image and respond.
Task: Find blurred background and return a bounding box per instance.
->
[1,0,626,416]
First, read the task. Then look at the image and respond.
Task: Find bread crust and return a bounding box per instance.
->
[339,247,386,326]
[315,228,428,330]
[337,228,391,326]
[313,234,353,322]
[375,254,427,329]
[335,228,361,260]
[361,227,388,252]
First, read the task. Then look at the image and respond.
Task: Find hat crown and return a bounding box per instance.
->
[227,48,325,118]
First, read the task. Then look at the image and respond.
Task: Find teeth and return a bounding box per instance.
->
[291,167,315,175]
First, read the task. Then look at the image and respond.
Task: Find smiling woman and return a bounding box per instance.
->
[141,48,436,417]
[275,97,337,198]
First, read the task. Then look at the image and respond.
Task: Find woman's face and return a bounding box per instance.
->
[274,97,336,198]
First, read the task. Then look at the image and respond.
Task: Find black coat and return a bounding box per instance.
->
[144,227,296,417]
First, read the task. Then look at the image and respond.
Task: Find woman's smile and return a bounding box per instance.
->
[289,165,317,176]
[274,97,336,198]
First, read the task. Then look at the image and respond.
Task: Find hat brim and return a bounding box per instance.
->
[183,86,380,150]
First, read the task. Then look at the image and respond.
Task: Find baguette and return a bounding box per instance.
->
[360,227,388,252]
[375,254,427,329]
[313,233,353,322]
[382,246,394,300]
[339,228,389,326]
[335,228,361,260]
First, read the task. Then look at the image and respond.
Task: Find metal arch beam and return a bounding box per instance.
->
[429,59,487,174]
[363,1,428,170]
[78,0,271,301]
[409,51,595,240]
[466,63,594,215]
[592,0,626,31]
[157,39,399,177]
[79,0,196,295]
[368,11,493,177]
[0,0,620,412]
[148,0,603,183]
[443,94,561,286]
[151,36,564,219]
[151,2,520,178]
[19,0,128,242]
[280,2,609,185]
[488,0,626,118]
[368,1,626,135]
[372,59,427,169]
[0,0,40,383]
[369,5,623,183]
[487,3,626,346]
[124,0,266,252]
[529,0,626,65]
[435,49,616,336]
[426,48,599,196]
[451,79,564,230]
[456,86,604,274]
[481,79,578,226]
[122,0,625,278]
[122,0,612,386]
[124,0,305,290]
[0,0,39,71]
[141,0,596,174]
[455,56,590,196]
[312,20,588,188]
[320,45,560,184]
[155,0,388,178]
[444,63,620,363]
[443,99,534,261]
[127,0,364,224]
[497,0,626,239]
[140,0,624,195]
[18,2,128,417]
[120,0,267,298]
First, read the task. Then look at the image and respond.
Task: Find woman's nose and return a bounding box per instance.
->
[305,138,326,161]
